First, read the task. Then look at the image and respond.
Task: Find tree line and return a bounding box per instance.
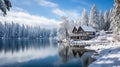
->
[0,22,57,39]
[80,4,112,31]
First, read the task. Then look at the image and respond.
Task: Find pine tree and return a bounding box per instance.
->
[109,8,114,30]
[111,0,120,41]
[11,22,16,38]
[99,12,105,30]
[81,8,89,25]
[0,22,4,38]
[0,21,53,39]
[104,10,110,31]
[89,5,99,30]
[0,0,11,15]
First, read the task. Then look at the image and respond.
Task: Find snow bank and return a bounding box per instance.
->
[89,46,120,67]
[87,33,120,67]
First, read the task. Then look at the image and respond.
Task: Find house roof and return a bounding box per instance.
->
[72,27,77,33]
[77,26,84,32]
[80,25,96,32]
[69,25,96,34]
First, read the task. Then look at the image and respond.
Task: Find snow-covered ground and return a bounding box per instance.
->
[87,33,120,67]
[89,46,120,67]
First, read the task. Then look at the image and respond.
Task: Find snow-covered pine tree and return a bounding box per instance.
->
[11,22,15,38]
[50,28,57,38]
[0,0,11,15]
[4,22,9,38]
[0,21,54,39]
[89,4,99,30]
[24,25,29,38]
[109,8,114,30]
[104,10,109,25]
[104,10,110,31]
[77,19,82,25]
[7,22,12,38]
[99,12,105,30]
[20,24,24,38]
[0,22,4,38]
[0,0,7,15]
[81,8,89,25]
[111,0,120,41]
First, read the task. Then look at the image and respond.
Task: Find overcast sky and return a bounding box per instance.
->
[0,0,114,28]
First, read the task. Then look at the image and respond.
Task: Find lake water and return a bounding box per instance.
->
[0,39,94,67]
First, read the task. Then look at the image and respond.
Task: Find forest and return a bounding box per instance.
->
[0,22,57,39]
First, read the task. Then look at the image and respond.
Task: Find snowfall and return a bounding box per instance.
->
[86,31,120,67]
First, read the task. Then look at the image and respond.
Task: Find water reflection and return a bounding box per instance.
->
[0,39,95,67]
[58,43,95,67]
[0,38,57,66]
[0,39,57,53]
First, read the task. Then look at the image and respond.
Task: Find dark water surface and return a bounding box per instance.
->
[0,39,86,67]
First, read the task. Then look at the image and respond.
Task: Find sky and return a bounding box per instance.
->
[0,0,114,28]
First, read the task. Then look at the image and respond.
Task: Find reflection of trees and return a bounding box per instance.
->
[81,52,95,67]
[0,39,55,53]
[58,45,68,63]
[58,44,95,67]
[58,44,84,63]
[49,38,54,48]
[72,50,83,57]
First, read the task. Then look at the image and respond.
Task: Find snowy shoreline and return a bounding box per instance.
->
[88,43,120,67]
[86,33,120,67]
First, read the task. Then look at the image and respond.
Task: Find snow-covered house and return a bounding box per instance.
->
[69,25,96,40]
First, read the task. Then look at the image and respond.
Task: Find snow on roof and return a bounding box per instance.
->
[80,25,96,32]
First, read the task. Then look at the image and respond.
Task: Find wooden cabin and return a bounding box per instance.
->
[69,25,96,40]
